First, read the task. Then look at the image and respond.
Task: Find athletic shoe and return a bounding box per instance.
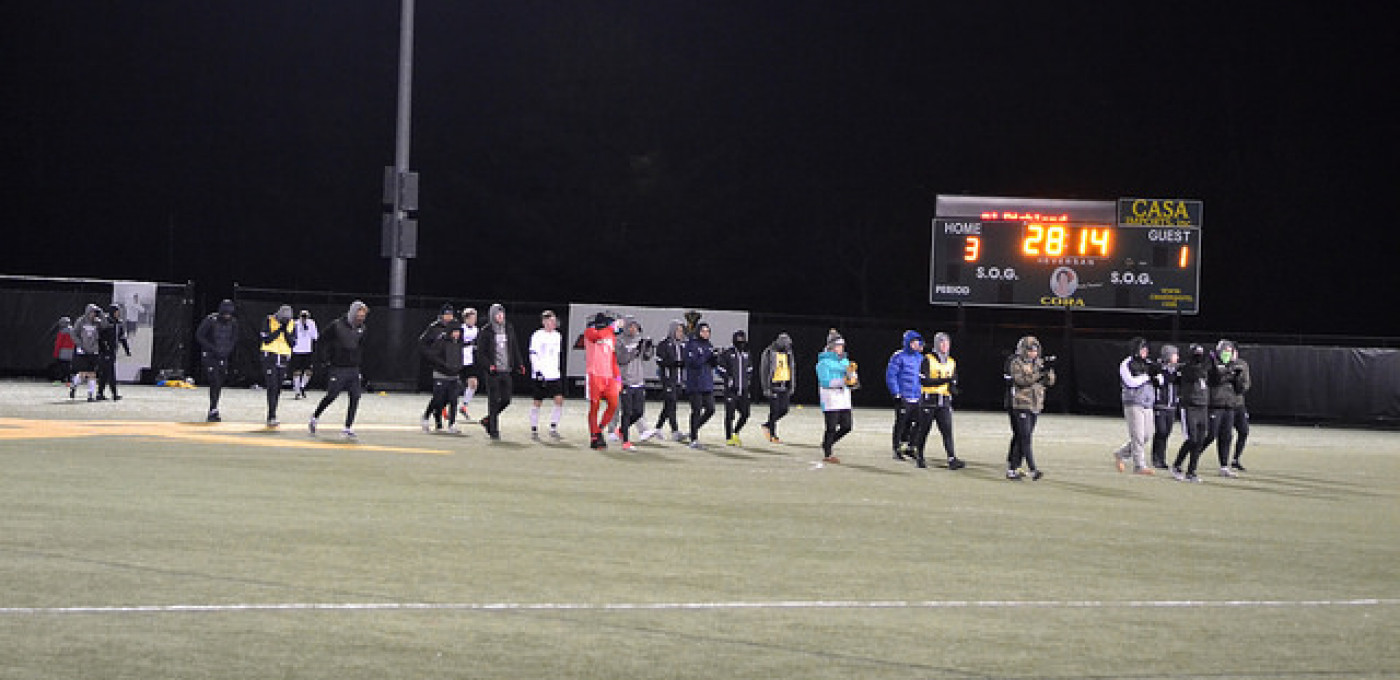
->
[1153,462,1170,470]
[761,424,774,442]
[606,429,621,442]
[69,386,76,399]
[531,430,540,441]
[1219,466,1238,478]
[266,418,279,428]
[112,395,122,401]
[1006,470,1022,480]
[947,457,966,470]
[308,417,318,434]
[549,428,563,440]
[342,428,356,439]
[1030,470,1044,481]
[459,405,470,418]
[207,410,221,423]
[822,455,841,464]
[915,458,927,469]
[893,449,906,461]
[95,394,107,401]
[671,431,684,442]
[446,425,461,434]
[589,433,604,450]
[1171,466,1185,481]
[1134,467,1155,476]
[1115,457,1126,473]
[1230,461,1247,472]
[87,395,95,402]
[621,441,635,451]
[726,435,741,447]
[688,440,703,450]
[421,418,431,433]
[1185,473,1202,483]
[638,428,658,442]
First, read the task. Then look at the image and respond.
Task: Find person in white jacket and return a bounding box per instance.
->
[1110,337,1157,475]
[528,310,565,439]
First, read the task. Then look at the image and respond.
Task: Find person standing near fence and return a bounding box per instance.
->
[683,322,719,449]
[476,303,526,440]
[1110,337,1156,475]
[1150,343,1181,470]
[717,330,754,447]
[1171,343,1212,482]
[528,310,566,440]
[96,304,131,401]
[583,311,622,450]
[653,319,687,442]
[290,310,318,399]
[310,300,368,439]
[1205,339,1247,478]
[758,332,796,444]
[1006,335,1054,480]
[914,331,965,470]
[195,299,239,422]
[457,307,482,421]
[418,303,458,431]
[1228,346,1253,472]
[70,304,106,402]
[815,332,853,464]
[258,305,296,427]
[53,316,76,395]
[615,316,658,450]
[423,321,465,433]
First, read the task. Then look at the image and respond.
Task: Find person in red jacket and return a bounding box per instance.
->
[583,311,623,450]
[53,316,76,394]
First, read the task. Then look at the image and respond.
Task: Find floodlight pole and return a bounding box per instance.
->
[388,0,415,310]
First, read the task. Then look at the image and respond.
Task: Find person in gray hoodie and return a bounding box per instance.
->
[1109,337,1157,475]
[652,319,688,441]
[616,317,658,450]
[310,300,368,438]
[758,332,796,443]
[70,304,107,402]
[475,303,526,440]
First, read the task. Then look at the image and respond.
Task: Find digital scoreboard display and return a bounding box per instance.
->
[929,195,1202,314]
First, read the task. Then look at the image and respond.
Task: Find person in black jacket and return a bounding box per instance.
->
[1149,344,1181,470]
[475,303,526,440]
[683,323,719,449]
[1171,344,1212,482]
[423,322,465,433]
[652,319,687,441]
[96,304,131,401]
[1204,339,1247,478]
[717,330,754,446]
[758,332,796,444]
[418,303,458,430]
[195,299,239,422]
[310,300,369,438]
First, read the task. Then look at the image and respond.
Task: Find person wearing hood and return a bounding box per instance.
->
[418,303,458,431]
[758,332,796,444]
[1228,346,1253,472]
[310,300,369,438]
[52,316,76,393]
[1171,343,1212,482]
[616,316,659,450]
[652,319,688,442]
[913,331,965,470]
[885,330,925,461]
[717,330,755,447]
[1150,343,1182,470]
[529,310,566,440]
[683,322,719,449]
[815,333,853,464]
[1110,337,1157,475]
[1006,335,1055,480]
[70,304,108,402]
[259,304,297,427]
[1203,339,1248,477]
[423,321,466,433]
[476,303,526,440]
[96,304,131,401]
[195,299,239,421]
[290,310,319,399]
[583,311,623,449]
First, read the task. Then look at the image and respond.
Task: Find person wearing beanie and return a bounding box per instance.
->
[1171,343,1212,482]
[258,304,297,427]
[418,303,458,431]
[1150,343,1182,470]
[683,322,719,449]
[457,307,482,420]
[1110,337,1157,475]
[717,330,754,446]
[96,304,131,401]
[1223,344,1253,471]
[52,316,76,392]
[290,310,319,399]
[615,316,659,450]
[195,299,239,421]
[913,331,964,470]
[583,311,623,449]
[475,303,526,440]
[1006,335,1054,480]
[310,300,369,438]
[423,321,466,433]
[815,333,853,464]
[652,319,689,441]
[758,332,796,443]
[1203,339,1248,477]
[70,304,108,402]
[885,330,925,461]
[528,310,566,440]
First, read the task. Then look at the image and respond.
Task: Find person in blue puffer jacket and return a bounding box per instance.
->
[884,329,925,461]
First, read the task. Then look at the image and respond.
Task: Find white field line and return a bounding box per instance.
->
[3,598,1397,615]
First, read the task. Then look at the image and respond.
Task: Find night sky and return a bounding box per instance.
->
[6,3,1398,337]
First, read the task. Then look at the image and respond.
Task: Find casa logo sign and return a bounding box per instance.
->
[1117,198,1202,227]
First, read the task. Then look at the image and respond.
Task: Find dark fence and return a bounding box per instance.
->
[4,277,1397,427]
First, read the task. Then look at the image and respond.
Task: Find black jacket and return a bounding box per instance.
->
[477,322,524,375]
[321,317,366,368]
[195,314,239,360]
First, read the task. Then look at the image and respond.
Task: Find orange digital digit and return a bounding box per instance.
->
[1179,245,1190,268]
[1045,226,1066,256]
[963,235,981,262]
[1089,228,1111,257]
[1022,224,1044,256]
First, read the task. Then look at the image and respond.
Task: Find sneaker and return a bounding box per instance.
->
[726,435,740,447]
[1134,466,1155,476]
[621,441,635,451]
[1185,473,1202,483]
[95,394,108,401]
[1115,457,1126,473]
[606,429,621,442]
[893,449,906,461]
[446,425,461,434]
[308,417,318,434]
[638,428,658,442]
[688,440,703,450]
[549,428,563,440]
[266,418,279,428]
[915,458,927,469]
[947,457,966,470]
[1006,469,1022,480]
[1219,466,1238,478]
[1171,466,1185,481]
[761,424,774,442]
[69,386,76,399]
[342,428,356,439]
[589,433,604,450]
[1230,461,1247,472]
[531,430,540,441]
[459,405,470,419]
[207,410,221,423]
[87,395,95,402]
[822,455,841,464]
[112,395,122,402]
[421,418,431,433]
[1031,469,1044,481]
[671,431,684,442]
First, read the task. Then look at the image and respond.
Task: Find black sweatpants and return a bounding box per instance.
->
[654,382,680,433]
[1151,408,1176,468]
[1007,409,1039,472]
[689,391,716,440]
[428,377,463,428]
[314,366,363,428]
[261,352,289,420]
[724,393,750,439]
[914,402,955,462]
[1173,406,1210,474]
[1204,407,1237,467]
[202,354,229,413]
[892,400,920,453]
[484,371,513,437]
[1232,405,1250,462]
[620,386,646,442]
[762,389,791,438]
[822,409,853,457]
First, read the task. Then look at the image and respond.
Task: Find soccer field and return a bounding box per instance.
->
[2,381,1397,679]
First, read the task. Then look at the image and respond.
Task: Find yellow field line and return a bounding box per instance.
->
[0,417,451,455]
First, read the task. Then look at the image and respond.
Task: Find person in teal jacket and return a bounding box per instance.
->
[816,331,853,464]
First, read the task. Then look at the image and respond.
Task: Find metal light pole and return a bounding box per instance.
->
[386,0,416,310]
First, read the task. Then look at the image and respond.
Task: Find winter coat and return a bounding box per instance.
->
[717,346,753,397]
[816,350,852,411]
[884,330,925,401]
[758,334,796,397]
[1007,336,1054,413]
[683,335,717,394]
[617,331,653,388]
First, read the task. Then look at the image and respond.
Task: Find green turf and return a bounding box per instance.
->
[2,381,1397,679]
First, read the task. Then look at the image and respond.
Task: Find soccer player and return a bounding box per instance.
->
[653,319,688,442]
[914,331,965,470]
[1150,344,1181,470]
[258,305,296,427]
[528,310,565,440]
[476,304,526,440]
[583,311,622,449]
[615,316,658,450]
[1171,344,1212,482]
[418,303,458,430]
[310,300,368,439]
[683,322,719,449]
[758,332,796,443]
[290,310,318,399]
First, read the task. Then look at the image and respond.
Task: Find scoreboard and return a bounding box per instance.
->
[928,195,1201,314]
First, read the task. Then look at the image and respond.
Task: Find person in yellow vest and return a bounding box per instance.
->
[259,305,297,427]
[913,331,965,470]
[758,332,796,443]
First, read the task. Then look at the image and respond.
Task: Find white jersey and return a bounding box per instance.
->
[530,329,563,380]
[292,319,318,354]
[461,324,479,366]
